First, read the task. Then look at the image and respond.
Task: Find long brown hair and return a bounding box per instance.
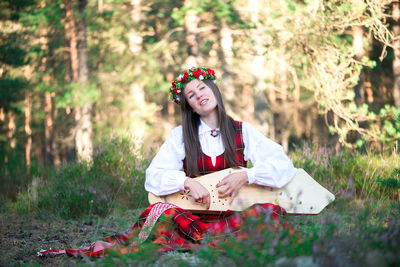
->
[181,79,238,177]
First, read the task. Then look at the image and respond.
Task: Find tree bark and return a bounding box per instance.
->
[279,72,289,152]
[166,72,175,125]
[25,92,32,171]
[220,19,235,105]
[128,0,149,143]
[98,0,103,13]
[0,107,4,121]
[184,0,199,67]
[74,0,93,161]
[129,0,142,54]
[64,0,79,82]
[249,0,271,137]
[241,85,255,122]
[393,1,400,107]
[39,1,54,164]
[44,92,54,164]
[290,67,301,138]
[7,111,16,150]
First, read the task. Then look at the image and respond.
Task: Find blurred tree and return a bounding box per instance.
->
[393,1,400,107]
[184,0,200,67]
[74,0,93,161]
[1,0,399,171]
[244,0,397,147]
[0,0,31,164]
[39,0,55,164]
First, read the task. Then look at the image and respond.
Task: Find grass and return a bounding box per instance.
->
[1,139,399,266]
[6,136,150,219]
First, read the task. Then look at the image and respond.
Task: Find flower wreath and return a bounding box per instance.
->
[170,66,217,104]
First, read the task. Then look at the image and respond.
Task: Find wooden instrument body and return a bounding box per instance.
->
[148,168,335,214]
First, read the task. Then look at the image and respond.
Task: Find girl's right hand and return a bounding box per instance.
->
[184,178,211,209]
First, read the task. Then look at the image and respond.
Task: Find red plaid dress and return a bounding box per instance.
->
[38,121,288,258]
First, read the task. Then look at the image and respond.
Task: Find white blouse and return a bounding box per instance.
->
[145,120,297,196]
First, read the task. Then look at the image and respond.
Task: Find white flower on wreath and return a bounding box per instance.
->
[199,75,204,80]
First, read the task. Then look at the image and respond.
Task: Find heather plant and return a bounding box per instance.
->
[290,143,400,201]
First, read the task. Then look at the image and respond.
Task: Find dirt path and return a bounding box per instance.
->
[0,210,142,266]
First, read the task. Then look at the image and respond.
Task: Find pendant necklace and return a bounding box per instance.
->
[210,129,220,137]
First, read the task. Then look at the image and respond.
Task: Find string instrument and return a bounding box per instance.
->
[148,168,335,215]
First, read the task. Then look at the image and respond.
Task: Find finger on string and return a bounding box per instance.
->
[219,188,232,199]
[205,195,210,209]
[229,191,238,205]
[194,194,201,202]
[218,187,229,197]
[216,179,228,188]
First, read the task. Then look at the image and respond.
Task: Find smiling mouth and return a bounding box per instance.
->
[200,99,208,105]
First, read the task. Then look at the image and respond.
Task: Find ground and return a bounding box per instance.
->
[0,211,142,266]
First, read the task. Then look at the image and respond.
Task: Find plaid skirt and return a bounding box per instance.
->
[38,202,287,258]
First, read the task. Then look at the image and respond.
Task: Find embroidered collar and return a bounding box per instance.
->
[199,119,220,137]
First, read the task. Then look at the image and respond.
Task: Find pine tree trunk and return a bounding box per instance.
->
[129,0,142,54]
[249,0,271,137]
[291,68,301,138]
[241,85,255,122]
[184,0,199,67]
[128,0,149,142]
[393,1,400,107]
[98,0,103,13]
[279,72,289,152]
[44,92,54,164]
[6,111,16,162]
[74,0,93,161]
[63,0,77,162]
[64,0,79,81]
[0,107,4,121]
[7,112,16,149]
[220,19,235,104]
[166,72,175,125]
[25,92,32,171]
[39,3,54,164]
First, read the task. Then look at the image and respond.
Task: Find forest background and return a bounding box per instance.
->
[2,0,400,173]
[1,0,400,265]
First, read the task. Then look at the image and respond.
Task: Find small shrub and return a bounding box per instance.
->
[30,136,150,219]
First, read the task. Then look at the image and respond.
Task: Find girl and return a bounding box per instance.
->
[145,66,296,208]
[38,67,297,258]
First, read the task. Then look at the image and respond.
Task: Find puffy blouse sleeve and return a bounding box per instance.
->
[242,122,297,188]
[145,126,187,196]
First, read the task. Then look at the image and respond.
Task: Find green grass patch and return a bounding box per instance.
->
[7,136,150,219]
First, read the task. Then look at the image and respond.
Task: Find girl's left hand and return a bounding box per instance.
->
[216,171,248,204]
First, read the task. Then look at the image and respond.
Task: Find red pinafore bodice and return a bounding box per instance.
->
[183,121,247,177]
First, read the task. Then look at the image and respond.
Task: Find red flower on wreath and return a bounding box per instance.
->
[192,69,201,79]
[207,68,215,77]
[183,71,189,81]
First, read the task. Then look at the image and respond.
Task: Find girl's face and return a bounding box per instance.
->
[184,80,218,118]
